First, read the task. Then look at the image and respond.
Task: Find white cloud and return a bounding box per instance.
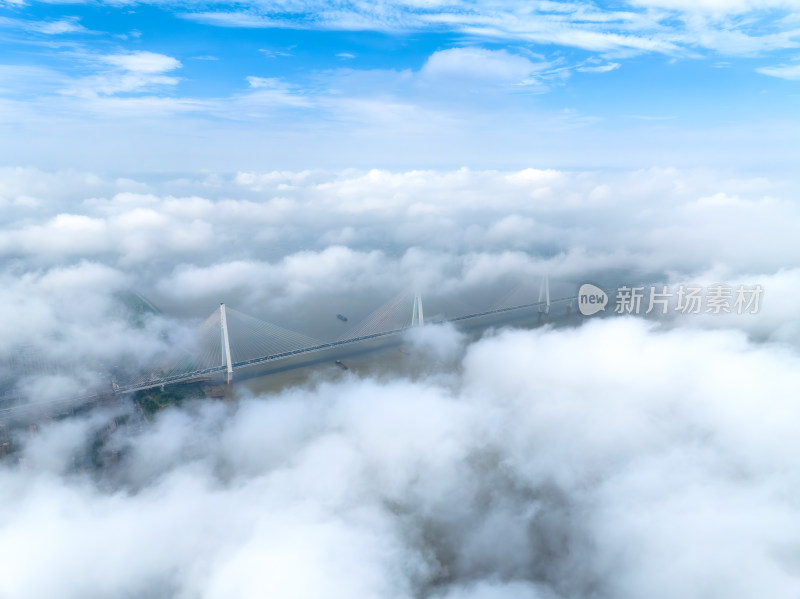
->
[757,62,800,79]
[628,0,800,15]
[4,0,797,62]
[100,51,182,74]
[0,16,88,34]
[259,48,294,58]
[1,151,800,598]
[403,322,466,363]
[246,76,286,88]
[577,62,621,73]
[421,47,548,85]
[239,76,312,109]
[1,164,800,421]
[170,0,800,57]
[60,51,183,99]
[4,320,800,596]
[0,166,797,381]
[0,33,798,170]
[2,166,797,284]
[184,11,287,28]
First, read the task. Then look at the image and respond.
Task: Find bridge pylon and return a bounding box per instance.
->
[538,275,550,315]
[411,293,424,327]
[220,303,234,384]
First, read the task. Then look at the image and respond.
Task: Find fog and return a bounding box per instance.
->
[3,167,799,391]
[3,319,800,598]
[1,166,800,597]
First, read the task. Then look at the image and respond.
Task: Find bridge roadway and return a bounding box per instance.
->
[2,295,577,419]
[118,295,577,393]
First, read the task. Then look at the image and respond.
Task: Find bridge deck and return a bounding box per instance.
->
[1,295,577,419]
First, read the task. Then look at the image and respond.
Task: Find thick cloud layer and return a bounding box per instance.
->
[3,319,800,598]
[0,167,787,260]
[2,166,796,299]
[1,165,799,597]
[1,166,798,400]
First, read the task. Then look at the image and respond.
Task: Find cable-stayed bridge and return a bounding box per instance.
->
[2,278,578,419]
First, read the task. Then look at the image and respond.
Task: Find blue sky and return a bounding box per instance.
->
[1,0,800,172]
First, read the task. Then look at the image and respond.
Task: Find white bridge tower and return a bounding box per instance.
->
[220,303,234,384]
[538,275,550,315]
[411,293,424,327]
